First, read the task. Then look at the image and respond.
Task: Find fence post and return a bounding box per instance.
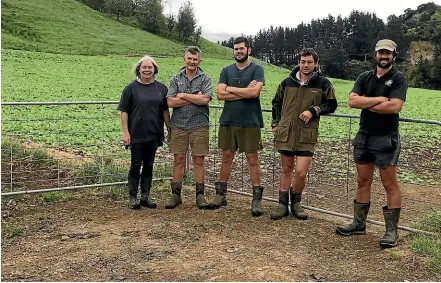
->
[213,108,218,186]
[57,105,61,188]
[2,102,440,234]
[185,150,190,180]
[100,103,105,184]
[346,117,353,202]
[10,137,13,193]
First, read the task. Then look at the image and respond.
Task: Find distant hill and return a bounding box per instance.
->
[1,0,232,58]
[400,3,441,64]
[401,2,441,45]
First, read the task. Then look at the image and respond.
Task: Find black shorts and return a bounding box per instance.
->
[279,150,314,157]
[352,132,400,169]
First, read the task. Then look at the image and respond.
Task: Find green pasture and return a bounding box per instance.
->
[2,49,440,152]
[1,0,232,59]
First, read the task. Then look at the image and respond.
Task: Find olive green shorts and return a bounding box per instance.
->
[171,127,209,156]
[218,125,262,153]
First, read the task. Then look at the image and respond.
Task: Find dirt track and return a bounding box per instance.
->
[1,188,440,282]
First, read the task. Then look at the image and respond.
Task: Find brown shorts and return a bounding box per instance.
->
[171,127,209,156]
[218,125,262,153]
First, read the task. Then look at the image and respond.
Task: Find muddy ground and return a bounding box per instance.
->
[1,136,440,281]
[1,187,440,282]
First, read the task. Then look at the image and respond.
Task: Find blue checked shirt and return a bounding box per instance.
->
[167,67,213,130]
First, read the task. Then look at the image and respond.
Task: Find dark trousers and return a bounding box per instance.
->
[129,139,160,179]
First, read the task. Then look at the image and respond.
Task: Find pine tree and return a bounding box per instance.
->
[104,0,131,20]
[177,1,197,43]
[166,12,176,37]
[136,0,164,34]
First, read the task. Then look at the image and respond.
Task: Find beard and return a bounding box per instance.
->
[234,52,249,63]
[377,59,393,69]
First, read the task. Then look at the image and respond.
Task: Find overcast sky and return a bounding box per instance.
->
[163,0,441,42]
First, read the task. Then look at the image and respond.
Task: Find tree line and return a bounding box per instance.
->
[77,0,202,44]
[220,2,441,90]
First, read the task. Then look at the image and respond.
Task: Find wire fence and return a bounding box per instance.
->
[1,101,440,234]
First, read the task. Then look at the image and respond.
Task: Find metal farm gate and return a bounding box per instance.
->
[1,102,440,235]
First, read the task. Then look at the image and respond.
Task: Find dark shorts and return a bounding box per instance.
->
[279,150,314,157]
[352,132,400,169]
[218,125,263,153]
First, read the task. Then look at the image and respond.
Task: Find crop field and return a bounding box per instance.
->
[2,49,440,188]
[4,49,441,116]
[2,49,441,151]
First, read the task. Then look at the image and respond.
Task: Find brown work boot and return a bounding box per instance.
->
[290,188,308,220]
[336,200,370,236]
[210,181,227,209]
[165,182,182,209]
[195,183,210,209]
[251,186,264,217]
[270,190,289,220]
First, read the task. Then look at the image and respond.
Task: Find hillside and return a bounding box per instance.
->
[1,0,231,58]
[402,2,441,44]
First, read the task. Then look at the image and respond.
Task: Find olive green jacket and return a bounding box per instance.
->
[271,67,338,152]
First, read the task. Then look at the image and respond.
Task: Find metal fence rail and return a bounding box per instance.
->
[1,101,440,235]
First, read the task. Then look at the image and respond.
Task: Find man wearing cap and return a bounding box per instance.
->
[336,39,407,248]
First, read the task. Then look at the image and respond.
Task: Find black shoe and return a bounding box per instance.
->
[128,176,141,209]
[140,175,157,208]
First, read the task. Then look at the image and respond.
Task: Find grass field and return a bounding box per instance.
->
[1,0,232,59]
[2,49,441,153]
[3,49,440,116]
[2,0,440,142]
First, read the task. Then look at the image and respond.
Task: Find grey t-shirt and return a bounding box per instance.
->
[218,62,265,128]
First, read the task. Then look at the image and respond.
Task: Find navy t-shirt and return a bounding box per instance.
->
[117,80,168,144]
